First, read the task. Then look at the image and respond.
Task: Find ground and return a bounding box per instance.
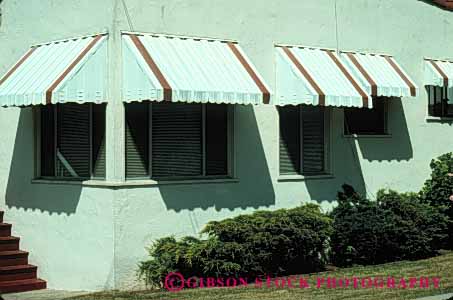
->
[2,251,453,300]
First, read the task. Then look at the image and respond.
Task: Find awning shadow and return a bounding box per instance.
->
[356,98,413,161]
[158,105,276,212]
[5,108,82,215]
[305,108,368,203]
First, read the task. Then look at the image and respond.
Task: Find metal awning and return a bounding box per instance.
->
[341,52,418,98]
[424,58,453,88]
[0,33,107,107]
[122,32,271,105]
[275,45,371,108]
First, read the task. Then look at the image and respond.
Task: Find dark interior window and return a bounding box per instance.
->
[344,98,387,135]
[427,85,453,118]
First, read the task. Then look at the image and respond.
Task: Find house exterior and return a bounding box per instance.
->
[0,0,452,292]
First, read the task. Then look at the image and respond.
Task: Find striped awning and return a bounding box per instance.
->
[122,32,271,105]
[0,33,107,107]
[424,58,453,88]
[275,46,372,108]
[341,52,418,98]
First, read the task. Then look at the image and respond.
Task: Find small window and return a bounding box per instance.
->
[39,103,106,180]
[344,97,387,135]
[279,105,329,176]
[427,86,453,118]
[125,102,231,180]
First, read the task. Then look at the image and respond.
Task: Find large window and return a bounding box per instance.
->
[279,105,329,176]
[427,86,453,118]
[125,102,231,180]
[344,97,387,135]
[39,103,106,180]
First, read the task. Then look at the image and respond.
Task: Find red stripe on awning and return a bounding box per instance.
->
[384,56,417,97]
[45,35,104,104]
[346,53,378,97]
[429,60,449,87]
[281,46,326,106]
[0,47,37,87]
[227,42,271,104]
[128,34,172,101]
[325,50,369,107]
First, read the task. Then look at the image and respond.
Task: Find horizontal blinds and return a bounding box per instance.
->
[56,103,91,178]
[279,106,301,175]
[152,102,202,178]
[40,105,55,177]
[125,103,149,178]
[92,104,106,178]
[301,106,325,175]
[206,104,228,176]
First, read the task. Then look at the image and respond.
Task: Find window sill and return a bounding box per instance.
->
[277,174,334,182]
[343,134,392,138]
[32,178,239,188]
[425,116,453,123]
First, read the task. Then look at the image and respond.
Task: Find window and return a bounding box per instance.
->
[344,97,387,135]
[279,105,329,176]
[125,102,231,180]
[427,86,453,118]
[39,103,106,180]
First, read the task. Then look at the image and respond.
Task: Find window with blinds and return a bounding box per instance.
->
[39,103,106,180]
[125,102,230,180]
[279,105,328,176]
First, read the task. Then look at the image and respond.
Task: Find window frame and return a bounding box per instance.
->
[35,103,105,181]
[278,105,331,178]
[125,102,235,181]
[343,97,389,137]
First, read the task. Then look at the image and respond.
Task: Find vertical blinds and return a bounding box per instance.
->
[57,104,91,178]
[279,106,301,175]
[125,102,229,180]
[151,103,203,178]
[301,106,325,175]
[125,103,149,178]
[279,105,326,175]
[40,104,106,179]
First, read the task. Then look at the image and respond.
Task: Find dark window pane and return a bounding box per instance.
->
[125,103,149,178]
[92,104,106,179]
[279,106,301,175]
[302,106,325,175]
[41,105,55,177]
[152,102,202,178]
[344,98,386,135]
[206,104,228,176]
[56,103,91,178]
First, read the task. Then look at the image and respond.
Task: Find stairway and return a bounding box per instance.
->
[0,211,46,294]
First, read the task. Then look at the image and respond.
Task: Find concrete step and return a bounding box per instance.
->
[0,236,19,251]
[0,278,46,294]
[0,250,29,267]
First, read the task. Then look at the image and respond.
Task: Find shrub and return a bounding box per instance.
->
[419,152,453,248]
[138,204,333,287]
[331,185,449,267]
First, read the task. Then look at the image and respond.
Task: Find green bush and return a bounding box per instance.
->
[138,204,333,287]
[331,185,449,267]
[419,152,453,248]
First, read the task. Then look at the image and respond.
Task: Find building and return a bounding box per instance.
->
[0,0,452,292]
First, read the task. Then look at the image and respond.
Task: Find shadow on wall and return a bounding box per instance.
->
[356,98,413,161]
[5,108,82,215]
[304,107,367,203]
[158,105,276,212]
